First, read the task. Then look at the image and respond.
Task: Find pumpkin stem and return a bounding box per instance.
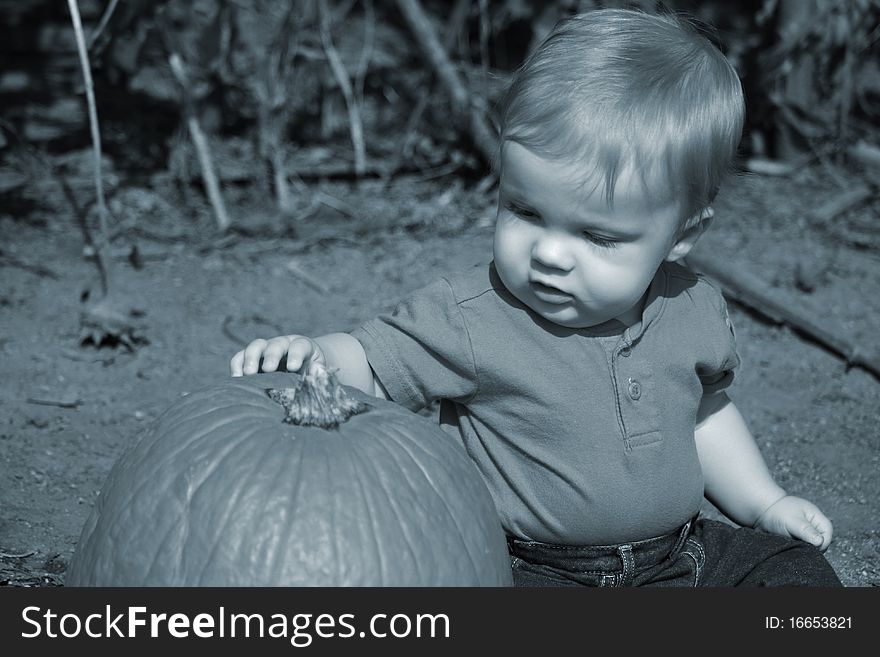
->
[266,363,368,428]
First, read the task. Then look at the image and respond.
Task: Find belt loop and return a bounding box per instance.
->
[617,544,635,586]
[670,519,692,556]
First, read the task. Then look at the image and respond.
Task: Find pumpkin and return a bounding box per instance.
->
[66,367,513,586]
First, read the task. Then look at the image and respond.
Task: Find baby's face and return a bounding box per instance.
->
[493,142,687,330]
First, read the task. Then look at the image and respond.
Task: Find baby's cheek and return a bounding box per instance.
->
[587,265,645,305]
[494,238,529,279]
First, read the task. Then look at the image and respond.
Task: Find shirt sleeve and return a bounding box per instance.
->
[695,279,740,396]
[350,278,478,411]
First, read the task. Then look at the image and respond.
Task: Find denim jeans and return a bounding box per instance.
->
[508,517,842,587]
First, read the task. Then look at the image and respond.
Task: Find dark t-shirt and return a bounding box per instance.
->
[352,260,739,544]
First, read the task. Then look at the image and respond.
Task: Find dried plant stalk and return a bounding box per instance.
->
[319,0,367,177]
[168,53,231,232]
[395,0,499,165]
[66,0,110,297]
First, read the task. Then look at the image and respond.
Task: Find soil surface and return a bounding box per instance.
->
[1,164,878,587]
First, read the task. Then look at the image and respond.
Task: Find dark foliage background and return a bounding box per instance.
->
[2,0,878,214]
[1,1,878,588]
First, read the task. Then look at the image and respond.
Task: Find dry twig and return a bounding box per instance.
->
[26,397,83,409]
[743,154,813,176]
[395,0,499,165]
[0,550,36,559]
[285,258,331,294]
[66,0,111,297]
[86,0,121,50]
[168,53,231,232]
[354,0,375,108]
[806,184,874,225]
[686,251,880,381]
[319,0,367,177]
[385,0,471,185]
[0,249,59,279]
[848,141,880,172]
[255,2,300,215]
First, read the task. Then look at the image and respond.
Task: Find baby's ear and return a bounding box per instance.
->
[665,206,714,262]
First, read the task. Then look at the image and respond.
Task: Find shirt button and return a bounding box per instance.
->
[627,378,641,400]
[619,346,631,357]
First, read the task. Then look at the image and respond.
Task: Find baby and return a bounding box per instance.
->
[231,9,841,586]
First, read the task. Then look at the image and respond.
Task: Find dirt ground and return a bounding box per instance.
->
[1,162,878,587]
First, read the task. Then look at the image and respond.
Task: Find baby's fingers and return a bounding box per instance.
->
[260,336,296,373]
[791,520,825,550]
[230,349,245,377]
[806,513,833,552]
[789,504,833,552]
[240,339,269,375]
[285,336,322,373]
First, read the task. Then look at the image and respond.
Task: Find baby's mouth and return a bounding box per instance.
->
[529,279,573,304]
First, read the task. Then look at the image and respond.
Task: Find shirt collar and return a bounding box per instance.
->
[621,263,670,348]
[487,260,670,344]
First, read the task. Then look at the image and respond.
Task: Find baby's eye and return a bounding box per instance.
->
[582,232,620,248]
[505,202,539,220]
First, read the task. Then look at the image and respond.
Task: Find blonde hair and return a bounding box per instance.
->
[499,9,745,220]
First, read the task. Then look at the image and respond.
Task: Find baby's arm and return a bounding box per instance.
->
[230,333,388,399]
[694,392,832,550]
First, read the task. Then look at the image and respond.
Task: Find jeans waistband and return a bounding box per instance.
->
[507,519,693,584]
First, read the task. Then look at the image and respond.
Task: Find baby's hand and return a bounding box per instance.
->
[230,335,325,377]
[754,495,833,552]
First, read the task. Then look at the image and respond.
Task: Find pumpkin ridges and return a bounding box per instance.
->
[370,419,463,585]
[365,415,491,580]
[330,438,374,586]
[333,435,384,585]
[374,445,434,585]
[349,411,501,585]
[262,424,310,585]
[78,411,278,585]
[84,422,177,585]
[325,435,372,586]
[113,402,277,538]
[272,435,349,585]
[345,437,392,584]
[129,421,271,585]
[345,430,421,585]
[329,452,344,585]
[358,421,448,584]
[147,418,288,585]
[187,421,284,585]
[209,429,307,585]
[66,505,101,584]
[379,421,490,584]
[198,420,340,586]
[371,407,507,585]
[68,375,513,587]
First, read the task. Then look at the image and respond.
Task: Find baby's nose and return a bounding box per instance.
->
[531,234,574,271]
